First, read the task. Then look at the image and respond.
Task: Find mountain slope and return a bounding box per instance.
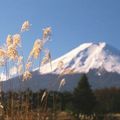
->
[2,42,120,91]
[39,42,120,74]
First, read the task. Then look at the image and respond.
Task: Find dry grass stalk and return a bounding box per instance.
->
[21,20,30,32]
[0,20,56,119]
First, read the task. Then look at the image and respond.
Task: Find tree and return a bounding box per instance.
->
[73,74,96,115]
[61,91,73,111]
[95,87,120,113]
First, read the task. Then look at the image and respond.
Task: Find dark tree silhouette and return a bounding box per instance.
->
[73,74,96,115]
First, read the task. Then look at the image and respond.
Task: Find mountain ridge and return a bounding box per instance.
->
[2,42,120,91]
[39,42,120,74]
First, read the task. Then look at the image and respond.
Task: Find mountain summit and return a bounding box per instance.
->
[3,42,120,91]
[40,42,120,75]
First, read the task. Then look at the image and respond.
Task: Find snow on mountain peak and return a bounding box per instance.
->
[2,42,120,91]
[39,42,120,74]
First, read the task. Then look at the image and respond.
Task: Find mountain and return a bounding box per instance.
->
[39,42,120,74]
[2,42,120,92]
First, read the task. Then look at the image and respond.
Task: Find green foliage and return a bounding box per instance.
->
[61,91,73,111]
[73,74,96,114]
[2,78,120,117]
[95,87,120,113]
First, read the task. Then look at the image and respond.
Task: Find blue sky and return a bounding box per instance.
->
[0,0,120,60]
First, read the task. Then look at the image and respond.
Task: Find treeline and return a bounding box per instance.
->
[1,74,120,116]
[95,87,120,113]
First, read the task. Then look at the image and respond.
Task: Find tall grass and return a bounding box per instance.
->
[0,21,73,119]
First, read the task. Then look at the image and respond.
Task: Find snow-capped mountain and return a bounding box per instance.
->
[39,42,120,74]
[2,42,120,91]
